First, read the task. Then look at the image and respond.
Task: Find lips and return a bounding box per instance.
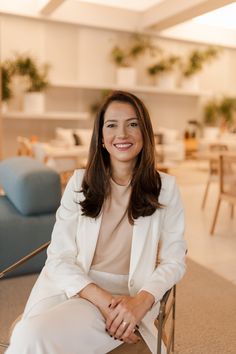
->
[114,143,133,151]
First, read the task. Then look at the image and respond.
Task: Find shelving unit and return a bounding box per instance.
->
[52,80,212,97]
[1,83,212,122]
[2,111,90,121]
[0,14,222,158]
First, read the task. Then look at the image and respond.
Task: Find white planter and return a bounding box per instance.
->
[1,101,8,113]
[203,127,220,140]
[156,72,176,90]
[24,92,45,114]
[181,75,199,91]
[116,67,137,86]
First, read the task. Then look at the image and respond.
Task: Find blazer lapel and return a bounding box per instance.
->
[129,215,152,278]
[79,213,103,273]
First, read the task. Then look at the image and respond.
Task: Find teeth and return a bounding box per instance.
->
[115,144,132,148]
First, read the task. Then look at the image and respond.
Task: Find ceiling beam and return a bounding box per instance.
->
[140,0,236,31]
[40,0,67,16]
[50,1,141,32]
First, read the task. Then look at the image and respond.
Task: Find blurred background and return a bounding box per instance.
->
[0,2,236,352]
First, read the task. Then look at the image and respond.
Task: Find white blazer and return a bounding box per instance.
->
[24,169,186,353]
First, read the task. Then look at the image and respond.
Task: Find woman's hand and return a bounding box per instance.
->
[78,284,140,343]
[106,291,154,341]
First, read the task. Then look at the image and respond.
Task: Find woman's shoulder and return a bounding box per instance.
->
[74,169,86,182]
[63,169,85,195]
[158,171,178,204]
[159,171,176,186]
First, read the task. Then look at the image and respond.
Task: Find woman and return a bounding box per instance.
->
[6,91,186,354]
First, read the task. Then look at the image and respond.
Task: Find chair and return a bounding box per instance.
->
[201,144,228,209]
[0,156,61,277]
[210,153,236,235]
[0,243,176,354]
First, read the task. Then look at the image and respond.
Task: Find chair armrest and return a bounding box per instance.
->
[0,241,50,279]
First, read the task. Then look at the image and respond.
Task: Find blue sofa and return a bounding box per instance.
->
[0,157,61,277]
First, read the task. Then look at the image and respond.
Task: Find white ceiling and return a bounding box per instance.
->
[76,0,165,12]
[192,2,236,30]
[0,0,236,47]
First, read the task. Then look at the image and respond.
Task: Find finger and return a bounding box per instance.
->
[109,297,123,309]
[107,314,124,336]
[121,323,136,341]
[113,319,129,339]
[106,308,120,330]
[125,332,140,344]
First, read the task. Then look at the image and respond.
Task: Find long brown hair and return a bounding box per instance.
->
[79,90,162,224]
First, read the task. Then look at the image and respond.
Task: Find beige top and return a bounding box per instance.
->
[91,178,133,275]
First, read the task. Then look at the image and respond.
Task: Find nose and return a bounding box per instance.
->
[117,124,128,138]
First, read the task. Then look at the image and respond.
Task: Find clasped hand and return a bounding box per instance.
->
[105,295,147,344]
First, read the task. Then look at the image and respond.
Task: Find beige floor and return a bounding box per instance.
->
[170,159,236,285]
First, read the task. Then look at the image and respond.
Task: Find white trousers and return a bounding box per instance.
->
[6,270,131,354]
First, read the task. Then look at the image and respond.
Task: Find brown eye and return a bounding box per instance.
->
[130,122,138,127]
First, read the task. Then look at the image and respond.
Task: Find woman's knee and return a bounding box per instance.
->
[10,317,48,347]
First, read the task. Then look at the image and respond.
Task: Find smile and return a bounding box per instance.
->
[114,143,133,150]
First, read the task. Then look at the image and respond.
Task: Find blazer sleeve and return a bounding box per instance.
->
[44,170,94,298]
[139,176,187,303]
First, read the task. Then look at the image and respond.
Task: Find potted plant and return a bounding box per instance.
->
[202,96,236,138]
[218,96,236,133]
[10,54,49,113]
[111,45,136,86]
[147,55,180,89]
[202,99,220,139]
[111,34,159,86]
[0,62,13,112]
[4,53,50,113]
[180,46,220,91]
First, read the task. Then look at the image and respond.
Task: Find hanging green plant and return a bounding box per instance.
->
[11,54,50,92]
[1,63,13,101]
[203,99,219,126]
[218,97,236,125]
[0,53,50,104]
[182,46,221,78]
[203,96,236,127]
[111,34,160,67]
[147,55,180,76]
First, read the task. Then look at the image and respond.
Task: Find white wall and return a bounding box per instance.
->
[1,14,236,157]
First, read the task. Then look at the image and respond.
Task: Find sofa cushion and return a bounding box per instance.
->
[0,196,55,276]
[75,129,93,146]
[55,127,75,147]
[0,157,61,216]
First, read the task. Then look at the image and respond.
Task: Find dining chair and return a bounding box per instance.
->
[0,243,176,354]
[201,144,228,209]
[210,153,236,235]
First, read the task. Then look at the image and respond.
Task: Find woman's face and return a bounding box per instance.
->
[102,101,143,168]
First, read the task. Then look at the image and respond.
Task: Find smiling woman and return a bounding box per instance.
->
[102,101,143,179]
[6,90,187,354]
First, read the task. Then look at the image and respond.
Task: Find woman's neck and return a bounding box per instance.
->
[111,162,134,186]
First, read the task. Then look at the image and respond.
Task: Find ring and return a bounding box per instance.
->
[122,321,128,327]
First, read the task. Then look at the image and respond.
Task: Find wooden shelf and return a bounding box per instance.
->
[2,111,90,120]
[51,80,212,97]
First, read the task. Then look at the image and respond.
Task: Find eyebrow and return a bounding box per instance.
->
[104,117,138,123]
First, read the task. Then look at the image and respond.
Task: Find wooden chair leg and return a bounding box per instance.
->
[210,198,221,235]
[201,180,210,209]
